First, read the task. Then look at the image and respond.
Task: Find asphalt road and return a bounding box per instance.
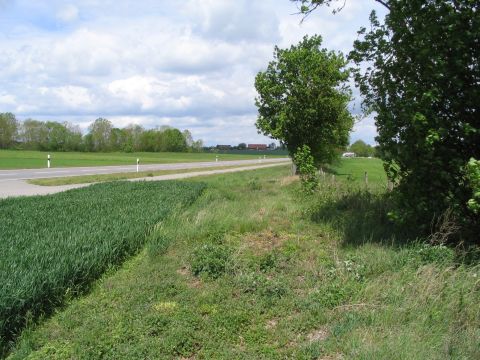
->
[0,158,290,182]
[0,159,291,199]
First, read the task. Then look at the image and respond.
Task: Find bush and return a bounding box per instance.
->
[293,145,319,193]
[190,243,232,279]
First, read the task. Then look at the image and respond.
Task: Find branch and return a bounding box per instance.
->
[374,0,391,10]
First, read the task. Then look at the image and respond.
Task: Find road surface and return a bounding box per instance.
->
[0,159,291,199]
[0,158,289,182]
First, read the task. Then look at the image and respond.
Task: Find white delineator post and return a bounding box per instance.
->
[47,154,51,168]
[136,158,139,173]
[216,155,218,162]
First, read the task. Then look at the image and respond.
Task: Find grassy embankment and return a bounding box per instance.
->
[28,163,283,186]
[6,159,480,359]
[0,150,285,170]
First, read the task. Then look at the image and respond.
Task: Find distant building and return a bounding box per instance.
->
[216,145,232,150]
[342,152,356,158]
[247,144,268,150]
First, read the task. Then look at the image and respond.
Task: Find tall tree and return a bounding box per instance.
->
[63,122,83,151]
[0,113,18,149]
[255,35,353,165]
[123,124,144,152]
[88,118,113,152]
[163,128,188,152]
[294,0,480,242]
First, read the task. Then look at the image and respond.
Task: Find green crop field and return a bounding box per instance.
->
[0,181,205,354]
[0,150,286,170]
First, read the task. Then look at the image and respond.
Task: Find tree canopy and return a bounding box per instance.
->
[0,113,18,149]
[349,140,375,158]
[293,0,480,243]
[255,35,353,165]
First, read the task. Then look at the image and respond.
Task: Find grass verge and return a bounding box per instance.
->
[6,161,480,359]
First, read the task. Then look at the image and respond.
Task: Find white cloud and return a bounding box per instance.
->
[0,0,385,145]
[56,4,79,23]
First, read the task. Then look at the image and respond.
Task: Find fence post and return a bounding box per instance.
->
[364,171,368,187]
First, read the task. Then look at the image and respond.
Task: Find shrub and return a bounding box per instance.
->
[190,243,232,279]
[293,145,319,193]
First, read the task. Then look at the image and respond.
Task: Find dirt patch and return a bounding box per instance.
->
[177,266,202,289]
[318,354,344,360]
[241,229,290,254]
[176,267,189,276]
[307,327,329,342]
[265,318,278,330]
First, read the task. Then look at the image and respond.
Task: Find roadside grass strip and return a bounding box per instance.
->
[0,180,205,353]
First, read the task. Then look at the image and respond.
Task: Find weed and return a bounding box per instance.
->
[190,243,232,279]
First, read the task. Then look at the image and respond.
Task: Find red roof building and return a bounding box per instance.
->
[247,144,268,150]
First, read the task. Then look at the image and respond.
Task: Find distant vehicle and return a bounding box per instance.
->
[342,152,356,158]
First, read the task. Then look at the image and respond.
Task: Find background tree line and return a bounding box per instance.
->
[0,113,203,153]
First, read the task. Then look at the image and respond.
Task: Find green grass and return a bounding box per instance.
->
[5,161,480,359]
[0,150,285,170]
[28,163,270,186]
[327,157,387,185]
[0,181,205,355]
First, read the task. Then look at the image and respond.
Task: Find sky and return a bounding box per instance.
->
[0,0,387,146]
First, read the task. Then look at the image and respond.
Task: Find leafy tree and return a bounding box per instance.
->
[238,142,247,150]
[350,140,375,157]
[123,124,144,152]
[182,129,194,147]
[163,128,187,152]
[19,119,46,150]
[191,139,204,152]
[63,122,83,151]
[0,113,18,149]
[89,118,113,152]
[255,35,353,165]
[294,0,480,242]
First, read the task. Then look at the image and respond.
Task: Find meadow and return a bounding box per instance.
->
[6,160,479,359]
[0,150,284,170]
[0,181,205,355]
